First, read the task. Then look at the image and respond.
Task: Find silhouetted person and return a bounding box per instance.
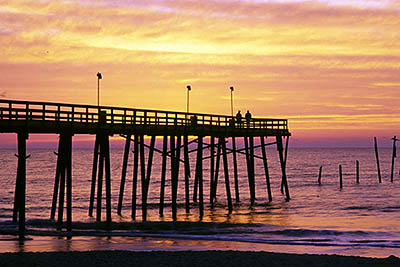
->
[190,115,197,126]
[245,110,252,127]
[236,110,242,127]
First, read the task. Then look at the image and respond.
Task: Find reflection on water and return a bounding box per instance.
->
[1,147,400,257]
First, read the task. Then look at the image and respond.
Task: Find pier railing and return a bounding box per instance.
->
[0,99,288,130]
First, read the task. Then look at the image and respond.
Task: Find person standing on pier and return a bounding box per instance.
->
[245,110,252,127]
[236,110,242,127]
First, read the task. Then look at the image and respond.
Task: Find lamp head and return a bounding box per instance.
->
[230,86,234,91]
[97,72,102,79]
[187,85,191,91]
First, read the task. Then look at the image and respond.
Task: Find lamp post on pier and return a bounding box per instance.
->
[230,86,234,117]
[97,72,102,106]
[186,85,191,113]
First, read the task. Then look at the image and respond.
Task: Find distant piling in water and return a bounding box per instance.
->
[318,166,322,185]
[391,136,398,183]
[374,137,382,183]
[356,160,359,184]
[339,164,343,189]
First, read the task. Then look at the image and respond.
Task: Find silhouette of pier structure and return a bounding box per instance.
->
[0,99,290,240]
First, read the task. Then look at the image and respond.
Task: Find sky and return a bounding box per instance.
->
[0,0,399,147]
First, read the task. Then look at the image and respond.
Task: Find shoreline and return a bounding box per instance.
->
[1,250,400,267]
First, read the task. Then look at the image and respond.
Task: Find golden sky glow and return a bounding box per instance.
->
[1,0,400,146]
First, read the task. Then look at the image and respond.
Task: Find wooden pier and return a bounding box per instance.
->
[0,99,290,239]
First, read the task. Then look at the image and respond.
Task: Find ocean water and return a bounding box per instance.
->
[1,141,400,257]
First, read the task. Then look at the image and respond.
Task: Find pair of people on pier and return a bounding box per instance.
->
[236,110,251,127]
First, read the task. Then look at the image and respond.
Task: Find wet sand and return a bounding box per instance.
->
[0,250,399,267]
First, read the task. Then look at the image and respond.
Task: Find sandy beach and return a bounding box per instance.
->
[0,251,399,267]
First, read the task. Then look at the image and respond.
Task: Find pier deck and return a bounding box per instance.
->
[0,99,290,240]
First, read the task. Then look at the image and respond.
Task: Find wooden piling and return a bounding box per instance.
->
[56,135,66,229]
[159,135,168,216]
[50,140,62,220]
[221,137,233,213]
[339,164,343,189]
[391,136,397,183]
[212,138,221,201]
[170,135,176,219]
[132,135,139,219]
[195,136,204,218]
[104,134,112,225]
[65,134,73,233]
[89,135,99,217]
[144,136,156,206]
[374,137,382,183]
[318,166,322,185]
[356,160,359,184]
[172,136,181,220]
[249,136,256,205]
[117,135,131,215]
[281,137,289,193]
[243,137,253,203]
[139,135,147,221]
[183,135,190,213]
[276,136,290,201]
[16,132,27,240]
[260,136,272,202]
[232,137,240,203]
[96,134,104,222]
[210,136,215,207]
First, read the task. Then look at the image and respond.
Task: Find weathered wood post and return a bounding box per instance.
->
[104,134,112,226]
[65,133,73,233]
[57,134,67,229]
[13,132,28,240]
[281,136,290,193]
[356,160,359,184]
[195,136,204,217]
[243,137,253,203]
[183,135,190,213]
[88,135,99,217]
[139,135,147,221]
[212,138,222,202]
[231,136,240,203]
[318,166,322,185]
[260,136,272,202]
[339,164,343,189]
[276,135,290,201]
[221,137,233,213]
[171,136,181,221]
[50,141,62,220]
[117,135,131,215]
[249,136,256,205]
[96,133,105,222]
[159,135,168,216]
[210,136,215,207]
[132,135,139,219]
[391,136,398,183]
[374,137,382,183]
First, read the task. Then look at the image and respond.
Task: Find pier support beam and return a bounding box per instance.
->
[49,133,73,233]
[221,137,233,213]
[159,135,168,216]
[171,136,181,221]
[232,137,240,203]
[13,132,28,240]
[260,136,272,202]
[211,139,221,203]
[195,136,204,218]
[183,135,190,213]
[117,135,131,215]
[209,137,215,207]
[276,135,290,201]
[132,135,139,220]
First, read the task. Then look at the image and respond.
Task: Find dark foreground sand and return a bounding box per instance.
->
[0,251,399,267]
